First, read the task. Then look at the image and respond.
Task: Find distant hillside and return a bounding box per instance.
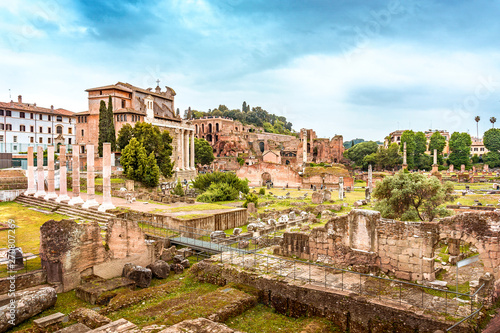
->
[185,102,293,135]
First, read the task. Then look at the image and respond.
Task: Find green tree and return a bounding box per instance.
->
[483,152,500,168]
[120,138,147,182]
[448,132,472,169]
[428,132,447,157]
[344,141,379,167]
[98,100,107,157]
[414,131,428,169]
[143,152,160,187]
[471,154,480,164]
[243,193,259,208]
[117,123,134,151]
[107,95,116,152]
[192,171,249,194]
[483,128,500,152]
[491,117,497,128]
[172,179,185,196]
[197,183,239,202]
[194,138,214,166]
[399,130,416,169]
[373,172,455,221]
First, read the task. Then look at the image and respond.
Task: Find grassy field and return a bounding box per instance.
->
[153,203,235,214]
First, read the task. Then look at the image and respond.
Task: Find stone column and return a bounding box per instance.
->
[34,146,46,198]
[302,129,307,165]
[56,146,70,203]
[83,144,99,209]
[190,130,195,170]
[24,146,36,195]
[184,129,189,170]
[338,177,344,200]
[44,146,58,200]
[68,145,84,205]
[402,142,408,170]
[176,129,182,171]
[367,164,373,193]
[449,164,454,172]
[461,164,465,173]
[431,149,439,173]
[99,143,115,212]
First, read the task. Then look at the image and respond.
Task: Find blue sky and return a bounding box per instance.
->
[1,0,499,141]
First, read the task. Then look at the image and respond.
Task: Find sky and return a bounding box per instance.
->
[1,0,500,141]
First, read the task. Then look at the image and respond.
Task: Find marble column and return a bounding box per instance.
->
[44,146,58,200]
[68,145,84,205]
[83,144,99,209]
[402,142,408,170]
[367,164,373,193]
[34,146,46,198]
[176,129,182,171]
[184,129,189,170]
[338,177,344,200]
[56,146,70,202]
[99,143,115,212]
[302,129,307,165]
[190,130,195,170]
[431,149,439,173]
[24,146,36,195]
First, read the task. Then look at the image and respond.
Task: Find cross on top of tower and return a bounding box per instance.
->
[156,79,160,86]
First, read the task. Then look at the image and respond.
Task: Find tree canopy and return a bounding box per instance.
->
[363,143,402,170]
[483,128,500,152]
[448,132,472,169]
[98,96,116,156]
[343,141,379,168]
[194,138,214,166]
[428,131,447,166]
[373,172,455,221]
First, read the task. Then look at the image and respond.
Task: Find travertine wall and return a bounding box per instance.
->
[279,210,500,296]
[40,218,155,292]
[236,162,303,187]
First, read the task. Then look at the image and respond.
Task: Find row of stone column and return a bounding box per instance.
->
[177,129,195,171]
[25,143,115,212]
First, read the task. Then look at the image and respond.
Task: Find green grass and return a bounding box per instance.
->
[225,303,339,333]
[154,203,235,213]
[94,178,125,185]
[175,213,210,220]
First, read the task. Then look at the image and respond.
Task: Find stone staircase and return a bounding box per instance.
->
[15,194,115,225]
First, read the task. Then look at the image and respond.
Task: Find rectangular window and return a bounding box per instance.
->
[0,135,3,142]
[48,115,51,121]
[48,127,51,134]
[30,113,34,119]
[68,138,72,144]
[13,145,17,151]
[0,124,3,130]
[13,136,17,143]
[20,112,25,118]
[48,138,51,144]
[30,137,34,143]
[6,110,11,117]
[480,148,485,151]
[30,126,34,132]
[39,114,43,120]
[68,128,72,134]
[81,129,84,136]
[6,124,12,131]
[124,114,127,121]
[85,116,87,123]
[39,137,43,143]
[0,110,3,116]
[39,126,43,133]
[122,99,126,108]
[57,116,62,122]
[20,125,25,132]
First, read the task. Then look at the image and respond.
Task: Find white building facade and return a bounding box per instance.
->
[0,96,75,153]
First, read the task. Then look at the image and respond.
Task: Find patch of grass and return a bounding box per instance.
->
[225,224,248,235]
[175,213,210,220]
[225,303,339,333]
[154,203,235,213]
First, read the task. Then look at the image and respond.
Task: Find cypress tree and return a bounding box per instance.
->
[107,95,116,152]
[98,100,107,156]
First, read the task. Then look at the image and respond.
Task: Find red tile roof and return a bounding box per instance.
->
[0,101,75,116]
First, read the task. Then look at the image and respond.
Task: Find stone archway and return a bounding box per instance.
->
[261,172,272,185]
[259,142,265,153]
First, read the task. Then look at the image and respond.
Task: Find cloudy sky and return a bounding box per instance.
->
[1,0,499,141]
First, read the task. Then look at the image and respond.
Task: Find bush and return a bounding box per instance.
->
[259,188,265,195]
[192,172,249,194]
[243,193,259,208]
[196,183,239,202]
[237,157,245,166]
[172,179,184,196]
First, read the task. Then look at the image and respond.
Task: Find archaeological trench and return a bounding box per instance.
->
[1,207,500,332]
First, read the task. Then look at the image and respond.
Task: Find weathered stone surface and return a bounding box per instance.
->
[147,260,171,279]
[33,312,65,329]
[311,192,324,204]
[158,318,243,333]
[233,228,242,236]
[160,246,177,262]
[75,276,136,305]
[69,308,112,329]
[173,255,185,264]
[246,202,257,214]
[90,318,136,332]
[0,286,57,333]
[55,323,91,333]
[180,259,191,269]
[171,263,184,274]
[122,263,152,288]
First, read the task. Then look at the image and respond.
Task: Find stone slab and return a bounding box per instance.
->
[34,312,65,328]
[55,323,91,333]
[91,318,137,332]
[75,276,136,305]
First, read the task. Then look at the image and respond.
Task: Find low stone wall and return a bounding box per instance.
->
[0,270,47,294]
[0,189,24,202]
[191,259,463,333]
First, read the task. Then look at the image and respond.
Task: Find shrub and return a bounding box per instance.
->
[259,188,265,195]
[243,193,259,208]
[196,183,239,203]
[172,179,184,196]
[237,157,245,166]
[192,171,249,194]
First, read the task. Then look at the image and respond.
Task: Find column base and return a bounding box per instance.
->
[34,191,47,198]
[68,196,84,206]
[98,202,116,212]
[24,189,36,196]
[82,199,100,209]
[56,194,71,203]
[44,193,58,201]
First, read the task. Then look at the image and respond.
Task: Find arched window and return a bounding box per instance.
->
[216,123,219,132]
[56,126,63,134]
[208,123,212,132]
[202,124,205,133]
[195,125,198,134]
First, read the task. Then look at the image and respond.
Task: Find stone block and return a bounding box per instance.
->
[69,308,112,329]
[397,254,409,263]
[397,262,411,272]
[122,263,152,288]
[75,276,135,305]
[55,323,91,333]
[147,260,171,279]
[34,312,65,328]
[395,271,411,280]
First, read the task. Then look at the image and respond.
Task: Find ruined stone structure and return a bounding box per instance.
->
[76,82,196,179]
[279,209,500,296]
[40,218,156,292]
